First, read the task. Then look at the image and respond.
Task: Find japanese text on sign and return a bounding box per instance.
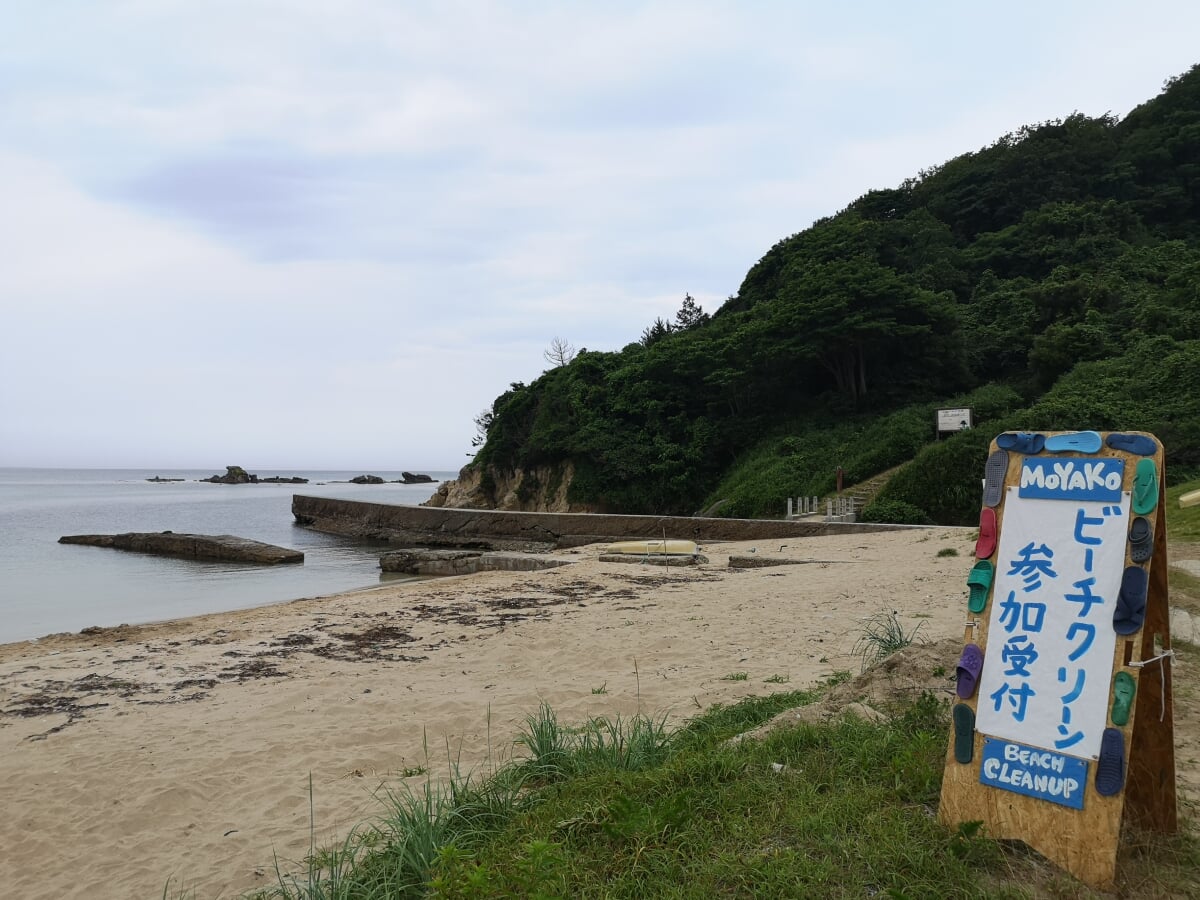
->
[975,489,1128,760]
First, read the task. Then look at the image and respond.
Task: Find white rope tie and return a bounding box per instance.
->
[1129,649,1176,721]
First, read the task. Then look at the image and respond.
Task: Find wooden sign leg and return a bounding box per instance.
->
[1124,487,1177,833]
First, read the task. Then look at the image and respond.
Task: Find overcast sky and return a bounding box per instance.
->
[1,2,1197,471]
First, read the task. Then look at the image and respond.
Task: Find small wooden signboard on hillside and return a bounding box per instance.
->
[939,430,1176,889]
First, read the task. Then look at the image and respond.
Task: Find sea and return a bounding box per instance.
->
[0,467,458,645]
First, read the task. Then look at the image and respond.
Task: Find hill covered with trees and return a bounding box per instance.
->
[463,65,1200,525]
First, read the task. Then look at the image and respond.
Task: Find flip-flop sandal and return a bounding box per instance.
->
[1095,727,1125,796]
[995,431,1046,454]
[955,643,984,699]
[1111,671,1136,727]
[975,507,997,559]
[967,560,994,614]
[953,703,976,764]
[1128,516,1153,564]
[1133,458,1158,515]
[983,449,1008,508]
[1044,430,1102,453]
[1113,566,1148,635]
[1105,433,1158,456]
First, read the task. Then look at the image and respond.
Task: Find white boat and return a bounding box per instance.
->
[604,539,699,556]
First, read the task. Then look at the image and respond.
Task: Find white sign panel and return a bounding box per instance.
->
[974,487,1130,760]
[937,408,972,432]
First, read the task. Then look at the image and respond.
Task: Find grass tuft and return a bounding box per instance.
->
[854,610,924,670]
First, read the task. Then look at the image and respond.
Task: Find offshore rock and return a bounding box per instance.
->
[200,466,307,484]
[58,532,304,564]
[401,472,435,484]
[202,465,254,484]
[350,475,386,484]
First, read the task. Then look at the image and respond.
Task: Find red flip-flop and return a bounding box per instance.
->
[975,507,997,559]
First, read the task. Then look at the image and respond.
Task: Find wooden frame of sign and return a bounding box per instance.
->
[938,431,1176,889]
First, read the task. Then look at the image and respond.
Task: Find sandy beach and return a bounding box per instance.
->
[0,528,1194,899]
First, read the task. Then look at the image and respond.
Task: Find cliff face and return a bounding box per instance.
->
[423,461,593,512]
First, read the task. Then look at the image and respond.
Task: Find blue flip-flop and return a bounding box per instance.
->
[1113,566,1148,635]
[1044,431,1102,453]
[1095,727,1125,796]
[996,431,1045,454]
[1105,433,1158,456]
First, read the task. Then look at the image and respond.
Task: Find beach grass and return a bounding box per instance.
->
[236,677,1200,900]
[853,609,924,670]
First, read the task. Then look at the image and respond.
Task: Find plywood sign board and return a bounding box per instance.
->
[938,430,1176,889]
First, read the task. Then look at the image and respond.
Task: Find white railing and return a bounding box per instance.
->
[786,495,857,522]
[786,496,821,519]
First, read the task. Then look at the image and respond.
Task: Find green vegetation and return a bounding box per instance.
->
[853,610,925,670]
[1166,476,1200,540]
[469,66,1200,522]
[241,687,1199,898]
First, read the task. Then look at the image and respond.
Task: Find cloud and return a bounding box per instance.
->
[3,1,1200,466]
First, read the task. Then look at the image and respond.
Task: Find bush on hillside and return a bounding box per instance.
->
[870,429,992,526]
[859,499,932,525]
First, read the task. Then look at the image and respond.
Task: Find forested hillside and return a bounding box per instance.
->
[468,65,1200,525]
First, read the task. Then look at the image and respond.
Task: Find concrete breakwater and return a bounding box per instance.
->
[291,495,897,552]
[59,532,304,564]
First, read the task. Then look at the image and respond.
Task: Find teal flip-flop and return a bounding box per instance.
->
[966,560,994,614]
[1133,458,1158,515]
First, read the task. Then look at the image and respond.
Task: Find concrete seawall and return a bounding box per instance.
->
[291,495,901,551]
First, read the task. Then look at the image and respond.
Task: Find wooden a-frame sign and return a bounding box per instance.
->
[939,430,1176,889]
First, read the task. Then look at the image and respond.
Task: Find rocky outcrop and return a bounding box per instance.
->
[424,461,588,512]
[201,466,307,484]
[58,532,304,564]
[294,495,903,552]
[202,465,254,484]
[380,549,575,576]
[346,473,438,485]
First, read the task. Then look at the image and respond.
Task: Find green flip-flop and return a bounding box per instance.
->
[1133,458,1158,515]
[966,560,994,614]
[1111,671,1136,727]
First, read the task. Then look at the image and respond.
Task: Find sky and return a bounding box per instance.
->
[2,2,1198,471]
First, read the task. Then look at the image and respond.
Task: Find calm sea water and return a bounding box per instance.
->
[0,468,456,644]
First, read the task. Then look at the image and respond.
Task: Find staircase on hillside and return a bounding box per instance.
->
[785,463,907,522]
[840,463,907,510]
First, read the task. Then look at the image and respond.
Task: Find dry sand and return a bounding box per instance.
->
[0,528,1192,899]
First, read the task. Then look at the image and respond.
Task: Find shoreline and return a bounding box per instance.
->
[1,527,1193,899]
[3,571,431,652]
